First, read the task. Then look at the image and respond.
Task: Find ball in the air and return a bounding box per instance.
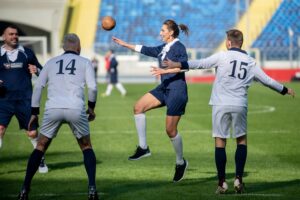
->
[101,16,116,31]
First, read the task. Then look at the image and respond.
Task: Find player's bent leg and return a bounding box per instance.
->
[129,93,160,160]
[32,133,50,174]
[215,137,228,194]
[166,116,188,182]
[77,135,99,200]
[234,135,247,193]
[18,135,51,199]
[0,125,6,148]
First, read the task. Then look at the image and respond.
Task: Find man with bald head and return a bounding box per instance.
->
[18,33,99,200]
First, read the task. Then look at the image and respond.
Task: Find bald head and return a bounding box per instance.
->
[63,33,81,54]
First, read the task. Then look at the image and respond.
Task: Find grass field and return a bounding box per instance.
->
[0,83,299,200]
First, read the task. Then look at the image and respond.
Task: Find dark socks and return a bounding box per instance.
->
[235,144,247,181]
[23,149,44,191]
[215,147,226,185]
[83,148,96,187]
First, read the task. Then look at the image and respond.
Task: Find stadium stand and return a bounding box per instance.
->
[94,0,249,53]
[252,0,300,60]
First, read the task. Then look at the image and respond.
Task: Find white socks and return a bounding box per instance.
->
[0,137,2,148]
[116,83,126,96]
[29,137,38,149]
[171,133,184,165]
[105,84,113,96]
[105,83,126,96]
[134,113,147,149]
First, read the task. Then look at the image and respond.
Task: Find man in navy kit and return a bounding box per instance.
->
[0,25,48,173]
[102,49,127,97]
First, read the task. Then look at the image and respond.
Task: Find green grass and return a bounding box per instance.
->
[0,83,300,200]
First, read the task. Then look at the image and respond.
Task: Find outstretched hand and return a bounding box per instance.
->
[86,107,96,122]
[28,115,39,131]
[162,58,182,69]
[112,37,126,46]
[151,66,165,77]
[287,88,295,98]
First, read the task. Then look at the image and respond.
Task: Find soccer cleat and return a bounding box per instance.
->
[215,181,228,194]
[88,186,99,200]
[173,159,188,182]
[38,157,48,173]
[17,189,29,200]
[128,146,151,160]
[234,177,245,194]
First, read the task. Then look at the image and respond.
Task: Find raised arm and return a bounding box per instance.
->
[112,37,136,51]
[253,66,295,97]
[164,53,221,70]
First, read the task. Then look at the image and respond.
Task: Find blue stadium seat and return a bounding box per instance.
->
[94,0,249,53]
[252,0,300,60]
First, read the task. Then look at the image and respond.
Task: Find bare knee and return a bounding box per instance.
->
[166,126,177,138]
[36,135,51,152]
[26,130,38,138]
[77,135,92,150]
[236,135,247,145]
[0,125,6,137]
[133,103,144,114]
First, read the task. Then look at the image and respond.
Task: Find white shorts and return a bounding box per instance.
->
[212,105,247,139]
[40,108,90,139]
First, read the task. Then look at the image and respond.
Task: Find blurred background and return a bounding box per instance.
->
[0,0,299,83]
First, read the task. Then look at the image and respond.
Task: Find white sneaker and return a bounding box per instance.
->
[39,163,48,173]
[215,181,228,194]
[234,178,245,193]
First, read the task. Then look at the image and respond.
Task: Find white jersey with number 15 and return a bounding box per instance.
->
[187,48,284,107]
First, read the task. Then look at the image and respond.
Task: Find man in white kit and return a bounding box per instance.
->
[17,33,99,200]
[151,29,295,194]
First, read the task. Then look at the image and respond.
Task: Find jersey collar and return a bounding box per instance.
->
[229,47,247,55]
[1,45,25,56]
[64,51,79,55]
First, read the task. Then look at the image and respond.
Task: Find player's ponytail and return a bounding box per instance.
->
[178,24,189,36]
[163,19,189,38]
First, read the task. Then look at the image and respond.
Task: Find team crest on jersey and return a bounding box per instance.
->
[3,62,23,69]
[3,63,11,69]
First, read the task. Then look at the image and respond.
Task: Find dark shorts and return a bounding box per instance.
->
[0,99,38,130]
[150,85,188,116]
[110,72,118,84]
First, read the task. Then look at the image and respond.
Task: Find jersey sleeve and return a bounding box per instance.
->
[253,65,285,93]
[140,44,164,58]
[31,62,49,109]
[25,48,43,72]
[85,60,98,105]
[183,52,221,70]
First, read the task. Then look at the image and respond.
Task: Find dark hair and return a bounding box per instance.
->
[163,19,189,38]
[2,24,19,35]
[226,29,243,48]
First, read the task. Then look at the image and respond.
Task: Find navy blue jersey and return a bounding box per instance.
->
[0,46,42,100]
[109,56,118,84]
[141,41,188,89]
